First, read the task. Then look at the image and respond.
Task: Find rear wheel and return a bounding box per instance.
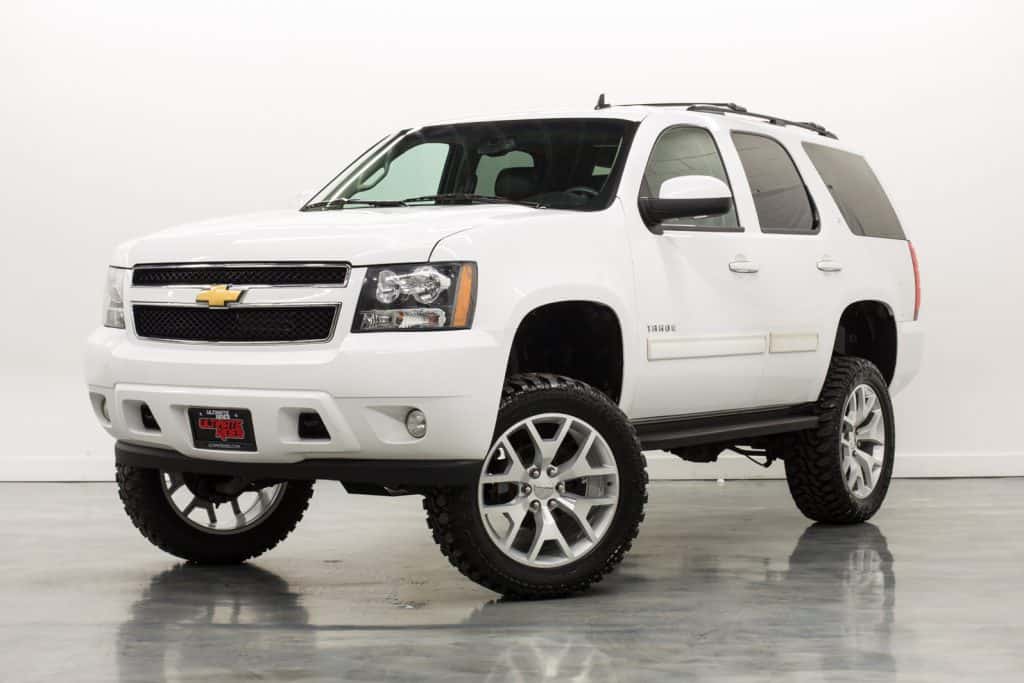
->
[784,356,895,524]
[425,373,648,598]
[116,465,314,564]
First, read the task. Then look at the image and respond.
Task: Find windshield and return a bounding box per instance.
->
[304,118,637,212]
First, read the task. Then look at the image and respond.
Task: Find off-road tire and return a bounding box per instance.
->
[116,464,314,564]
[424,373,648,599]
[784,356,895,524]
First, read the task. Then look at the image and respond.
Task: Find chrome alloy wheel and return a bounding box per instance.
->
[162,472,286,535]
[477,413,620,568]
[840,384,887,499]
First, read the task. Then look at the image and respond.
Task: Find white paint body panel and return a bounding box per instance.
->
[84,105,923,465]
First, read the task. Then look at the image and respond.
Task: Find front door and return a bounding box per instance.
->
[627,125,767,419]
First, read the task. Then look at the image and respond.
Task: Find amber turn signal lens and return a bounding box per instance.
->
[452,263,476,328]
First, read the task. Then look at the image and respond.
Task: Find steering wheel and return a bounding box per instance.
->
[563,186,600,198]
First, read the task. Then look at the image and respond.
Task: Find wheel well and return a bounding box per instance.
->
[834,301,897,384]
[506,301,623,402]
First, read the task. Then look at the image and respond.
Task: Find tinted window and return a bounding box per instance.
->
[309,119,636,212]
[802,143,905,239]
[351,143,450,201]
[732,133,816,233]
[474,150,534,196]
[642,127,738,230]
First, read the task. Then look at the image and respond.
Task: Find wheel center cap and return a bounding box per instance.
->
[533,484,556,499]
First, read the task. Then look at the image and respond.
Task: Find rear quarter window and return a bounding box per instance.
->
[802,143,905,239]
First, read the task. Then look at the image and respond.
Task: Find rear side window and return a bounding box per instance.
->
[802,143,905,240]
[732,133,816,234]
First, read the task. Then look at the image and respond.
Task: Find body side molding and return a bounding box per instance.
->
[647,334,767,360]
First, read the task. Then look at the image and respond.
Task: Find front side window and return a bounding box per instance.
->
[732,133,817,234]
[640,126,738,230]
[802,143,905,239]
[305,118,636,212]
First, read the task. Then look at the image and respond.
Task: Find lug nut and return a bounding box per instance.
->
[556,482,565,494]
[547,499,557,509]
[522,484,533,496]
[546,466,558,477]
[529,500,541,511]
[529,468,541,479]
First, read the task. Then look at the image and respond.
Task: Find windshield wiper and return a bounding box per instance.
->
[302,198,407,211]
[401,193,545,209]
[303,194,544,211]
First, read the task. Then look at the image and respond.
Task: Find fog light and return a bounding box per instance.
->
[405,409,427,439]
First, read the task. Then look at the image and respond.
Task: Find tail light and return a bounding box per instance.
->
[908,241,921,320]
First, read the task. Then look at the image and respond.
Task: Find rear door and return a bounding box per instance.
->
[728,130,840,405]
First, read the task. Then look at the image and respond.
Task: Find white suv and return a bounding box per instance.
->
[86,98,923,598]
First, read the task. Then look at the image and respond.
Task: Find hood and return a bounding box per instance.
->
[112,204,538,267]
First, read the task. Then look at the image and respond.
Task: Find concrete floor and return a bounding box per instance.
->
[1,480,1022,682]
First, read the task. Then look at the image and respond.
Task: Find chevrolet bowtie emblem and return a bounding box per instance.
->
[196,284,243,307]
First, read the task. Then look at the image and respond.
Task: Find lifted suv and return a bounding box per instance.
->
[87,99,923,598]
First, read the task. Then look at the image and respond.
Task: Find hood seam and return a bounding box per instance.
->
[428,227,475,261]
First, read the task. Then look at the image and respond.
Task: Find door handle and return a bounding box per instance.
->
[816,259,843,273]
[729,260,759,274]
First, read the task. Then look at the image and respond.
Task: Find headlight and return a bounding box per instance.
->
[354,262,476,332]
[102,266,127,329]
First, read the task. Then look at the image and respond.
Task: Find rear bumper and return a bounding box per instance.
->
[115,441,481,486]
[891,320,924,395]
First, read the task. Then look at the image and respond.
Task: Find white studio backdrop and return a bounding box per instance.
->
[1,0,1022,480]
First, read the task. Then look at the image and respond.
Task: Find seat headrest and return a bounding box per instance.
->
[494,167,538,200]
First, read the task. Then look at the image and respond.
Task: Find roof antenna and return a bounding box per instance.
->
[595,93,609,110]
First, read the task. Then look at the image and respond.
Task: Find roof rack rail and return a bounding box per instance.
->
[595,94,747,113]
[686,104,837,139]
[592,94,837,139]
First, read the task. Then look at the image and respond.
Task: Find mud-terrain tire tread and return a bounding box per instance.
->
[424,373,648,599]
[784,356,895,524]
[116,464,314,564]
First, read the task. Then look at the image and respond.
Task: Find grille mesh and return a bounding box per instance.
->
[132,265,349,287]
[133,305,338,342]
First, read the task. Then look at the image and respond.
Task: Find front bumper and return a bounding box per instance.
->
[85,325,505,464]
[115,441,481,486]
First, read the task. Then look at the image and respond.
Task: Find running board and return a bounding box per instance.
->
[632,405,819,451]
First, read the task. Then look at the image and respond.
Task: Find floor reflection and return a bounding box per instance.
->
[115,523,895,681]
[116,565,312,682]
[459,524,895,680]
[766,523,896,676]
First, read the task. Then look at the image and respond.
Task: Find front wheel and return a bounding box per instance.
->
[116,465,314,564]
[785,356,896,524]
[425,374,648,598]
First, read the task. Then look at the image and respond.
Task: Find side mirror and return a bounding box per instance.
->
[639,175,733,234]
